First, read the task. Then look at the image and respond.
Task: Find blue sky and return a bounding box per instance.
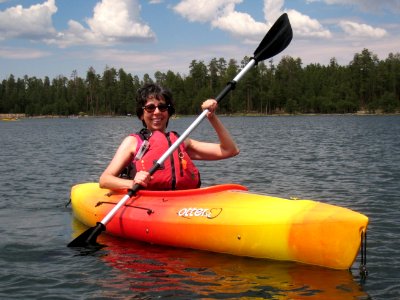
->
[0,0,399,81]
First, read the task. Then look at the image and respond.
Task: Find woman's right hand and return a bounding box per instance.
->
[133,170,152,187]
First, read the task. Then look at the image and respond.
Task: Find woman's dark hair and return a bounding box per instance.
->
[136,83,175,127]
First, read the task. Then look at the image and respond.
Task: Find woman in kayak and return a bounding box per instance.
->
[99,83,239,191]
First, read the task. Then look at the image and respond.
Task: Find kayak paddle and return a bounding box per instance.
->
[67,13,292,248]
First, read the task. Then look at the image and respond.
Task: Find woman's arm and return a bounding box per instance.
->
[99,135,150,190]
[185,99,239,160]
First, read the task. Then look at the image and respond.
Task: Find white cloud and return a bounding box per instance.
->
[307,0,400,13]
[48,0,156,47]
[0,0,57,40]
[173,0,242,23]
[287,9,332,38]
[263,0,331,39]
[265,0,391,40]
[339,21,388,38]
[263,0,284,24]
[173,0,332,42]
[0,0,155,47]
[212,10,267,37]
[173,0,271,42]
[0,46,51,59]
[87,0,153,40]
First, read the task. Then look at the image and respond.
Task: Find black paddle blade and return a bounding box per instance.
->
[67,222,105,247]
[254,13,293,63]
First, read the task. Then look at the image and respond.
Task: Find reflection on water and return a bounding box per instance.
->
[71,219,369,299]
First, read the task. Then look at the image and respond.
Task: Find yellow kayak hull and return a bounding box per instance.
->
[70,182,368,269]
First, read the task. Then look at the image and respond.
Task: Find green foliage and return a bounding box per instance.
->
[0,48,399,116]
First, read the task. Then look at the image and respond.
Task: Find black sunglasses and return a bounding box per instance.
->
[142,103,170,113]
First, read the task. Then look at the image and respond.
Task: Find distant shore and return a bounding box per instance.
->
[0,113,26,119]
[1,111,399,120]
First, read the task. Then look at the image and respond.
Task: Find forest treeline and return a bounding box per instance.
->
[1,48,399,116]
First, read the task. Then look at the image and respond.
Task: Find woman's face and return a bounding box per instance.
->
[141,96,170,132]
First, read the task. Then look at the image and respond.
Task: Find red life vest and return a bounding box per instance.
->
[129,130,201,190]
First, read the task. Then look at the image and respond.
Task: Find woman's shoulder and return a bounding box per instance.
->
[119,135,139,151]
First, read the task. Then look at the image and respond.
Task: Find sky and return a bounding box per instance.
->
[0,0,399,81]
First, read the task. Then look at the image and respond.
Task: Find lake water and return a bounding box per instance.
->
[1,115,399,299]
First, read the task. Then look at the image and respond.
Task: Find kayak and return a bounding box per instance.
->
[70,182,368,270]
[1,118,19,121]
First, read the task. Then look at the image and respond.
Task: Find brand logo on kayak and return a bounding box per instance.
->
[177,207,222,219]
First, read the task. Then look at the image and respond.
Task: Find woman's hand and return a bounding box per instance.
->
[133,170,152,187]
[201,99,218,119]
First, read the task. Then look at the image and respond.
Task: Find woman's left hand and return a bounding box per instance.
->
[201,99,218,118]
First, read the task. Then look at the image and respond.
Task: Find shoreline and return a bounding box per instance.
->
[1,111,400,120]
